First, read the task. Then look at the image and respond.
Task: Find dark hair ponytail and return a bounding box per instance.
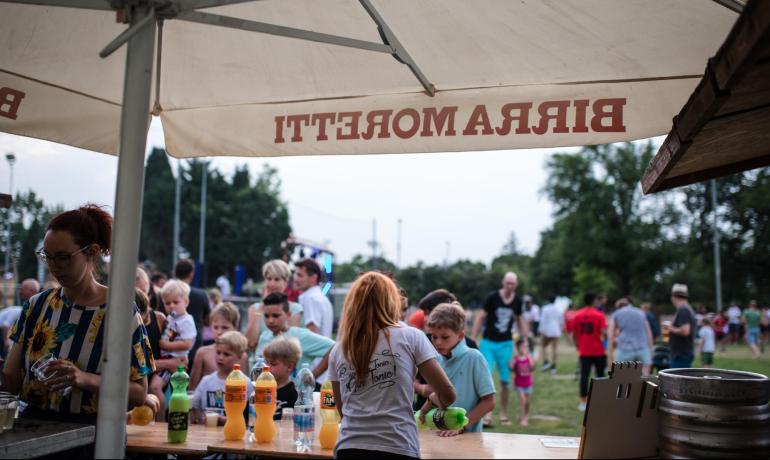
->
[47,204,112,255]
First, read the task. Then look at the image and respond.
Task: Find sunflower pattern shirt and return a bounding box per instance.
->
[9,287,155,415]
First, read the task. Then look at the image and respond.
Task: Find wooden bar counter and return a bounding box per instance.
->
[126,423,579,459]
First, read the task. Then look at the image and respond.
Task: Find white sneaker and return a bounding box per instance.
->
[577,402,587,412]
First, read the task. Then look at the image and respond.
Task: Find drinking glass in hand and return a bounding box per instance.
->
[31,353,72,396]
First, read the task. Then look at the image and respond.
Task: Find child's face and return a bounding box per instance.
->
[518,342,529,355]
[264,304,289,334]
[211,315,235,339]
[162,294,189,316]
[215,343,241,373]
[431,326,464,357]
[265,357,293,383]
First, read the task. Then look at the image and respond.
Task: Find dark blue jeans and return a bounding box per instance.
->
[669,354,694,369]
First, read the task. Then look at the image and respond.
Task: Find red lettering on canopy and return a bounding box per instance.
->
[462,105,494,136]
[274,116,286,143]
[393,109,420,139]
[337,112,362,140]
[572,100,590,133]
[361,110,393,140]
[311,113,336,141]
[532,100,570,135]
[272,97,628,145]
[0,87,26,120]
[496,102,533,135]
[591,98,626,132]
[421,106,458,137]
[287,114,310,142]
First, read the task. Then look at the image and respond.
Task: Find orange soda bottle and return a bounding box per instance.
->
[253,365,277,443]
[223,363,248,441]
[319,380,340,449]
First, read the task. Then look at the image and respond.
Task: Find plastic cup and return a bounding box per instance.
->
[205,411,219,428]
[0,396,18,432]
[31,353,71,396]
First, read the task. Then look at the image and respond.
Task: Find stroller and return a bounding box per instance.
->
[652,343,670,372]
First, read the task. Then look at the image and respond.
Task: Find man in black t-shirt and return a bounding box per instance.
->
[664,283,697,368]
[471,272,526,427]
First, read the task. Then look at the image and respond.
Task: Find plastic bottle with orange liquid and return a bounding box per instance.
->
[319,380,339,449]
[223,363,248,441]
[253,365,277,443]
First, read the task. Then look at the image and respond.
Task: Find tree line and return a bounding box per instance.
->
[4,142,769,312]
[336,143,770,313]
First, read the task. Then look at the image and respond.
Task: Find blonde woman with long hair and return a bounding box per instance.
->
[329,272,455,460]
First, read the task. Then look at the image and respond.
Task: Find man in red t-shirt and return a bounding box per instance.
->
[572,292,607,411]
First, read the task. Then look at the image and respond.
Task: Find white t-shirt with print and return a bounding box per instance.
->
[191,372,254,416]
[161,312,197,359]
[328,325,436,459]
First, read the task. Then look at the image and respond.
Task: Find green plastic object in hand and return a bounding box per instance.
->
[414,407,469,430]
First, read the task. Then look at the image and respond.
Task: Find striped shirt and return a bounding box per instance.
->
[10,287,155,416]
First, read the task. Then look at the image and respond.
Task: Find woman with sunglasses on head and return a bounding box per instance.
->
[1,205,155,447]
[329,271,456,460]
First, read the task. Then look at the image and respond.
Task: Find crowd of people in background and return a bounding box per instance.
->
[1,204,769,457]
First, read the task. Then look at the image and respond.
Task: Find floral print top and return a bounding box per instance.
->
[9,287,155,415]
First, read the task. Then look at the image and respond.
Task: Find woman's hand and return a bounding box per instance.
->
[144,394,160,416]
[45,359,84,392]
[418,397,433,424]
[438,429,462,437]
[419,391,446,424]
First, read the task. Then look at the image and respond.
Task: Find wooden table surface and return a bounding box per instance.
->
[125,423,219,456]
[127,422,579,459]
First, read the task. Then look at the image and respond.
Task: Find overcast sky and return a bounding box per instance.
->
[0,117,603,267]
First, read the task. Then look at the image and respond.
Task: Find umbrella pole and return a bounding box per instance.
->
[94,4,155,458]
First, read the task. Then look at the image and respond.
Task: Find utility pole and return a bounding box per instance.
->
[711,179,723,313]
[172,159,182,268]
[367,219,378,267]
[199,161,207,264]
[397,218,402,269]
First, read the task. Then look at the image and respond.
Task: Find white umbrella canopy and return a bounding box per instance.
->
[0,0,740,457]
[1,0,738,157]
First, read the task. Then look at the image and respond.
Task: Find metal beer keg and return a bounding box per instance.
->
[658,368,770,458]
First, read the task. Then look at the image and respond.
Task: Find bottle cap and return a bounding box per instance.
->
[234,364,240,370]
[177,365,184,372]
[263,365,270,373]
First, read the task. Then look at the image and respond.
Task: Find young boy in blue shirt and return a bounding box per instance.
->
[415,302,495,435]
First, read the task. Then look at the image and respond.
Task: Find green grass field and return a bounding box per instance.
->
[483,341,770,437]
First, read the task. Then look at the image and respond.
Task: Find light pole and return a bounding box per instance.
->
[4,153,16,303]
[199,161,207,265]
[711,179,723,313]
[172,159,182,269]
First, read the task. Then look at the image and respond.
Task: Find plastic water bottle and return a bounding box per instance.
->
[250,356,265,381]
[295,363,315,405]
[294,363,316,450]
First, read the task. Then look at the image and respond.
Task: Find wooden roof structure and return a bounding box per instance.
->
[642,0,770,193]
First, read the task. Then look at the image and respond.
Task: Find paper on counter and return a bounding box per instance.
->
[540,438,580,448]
